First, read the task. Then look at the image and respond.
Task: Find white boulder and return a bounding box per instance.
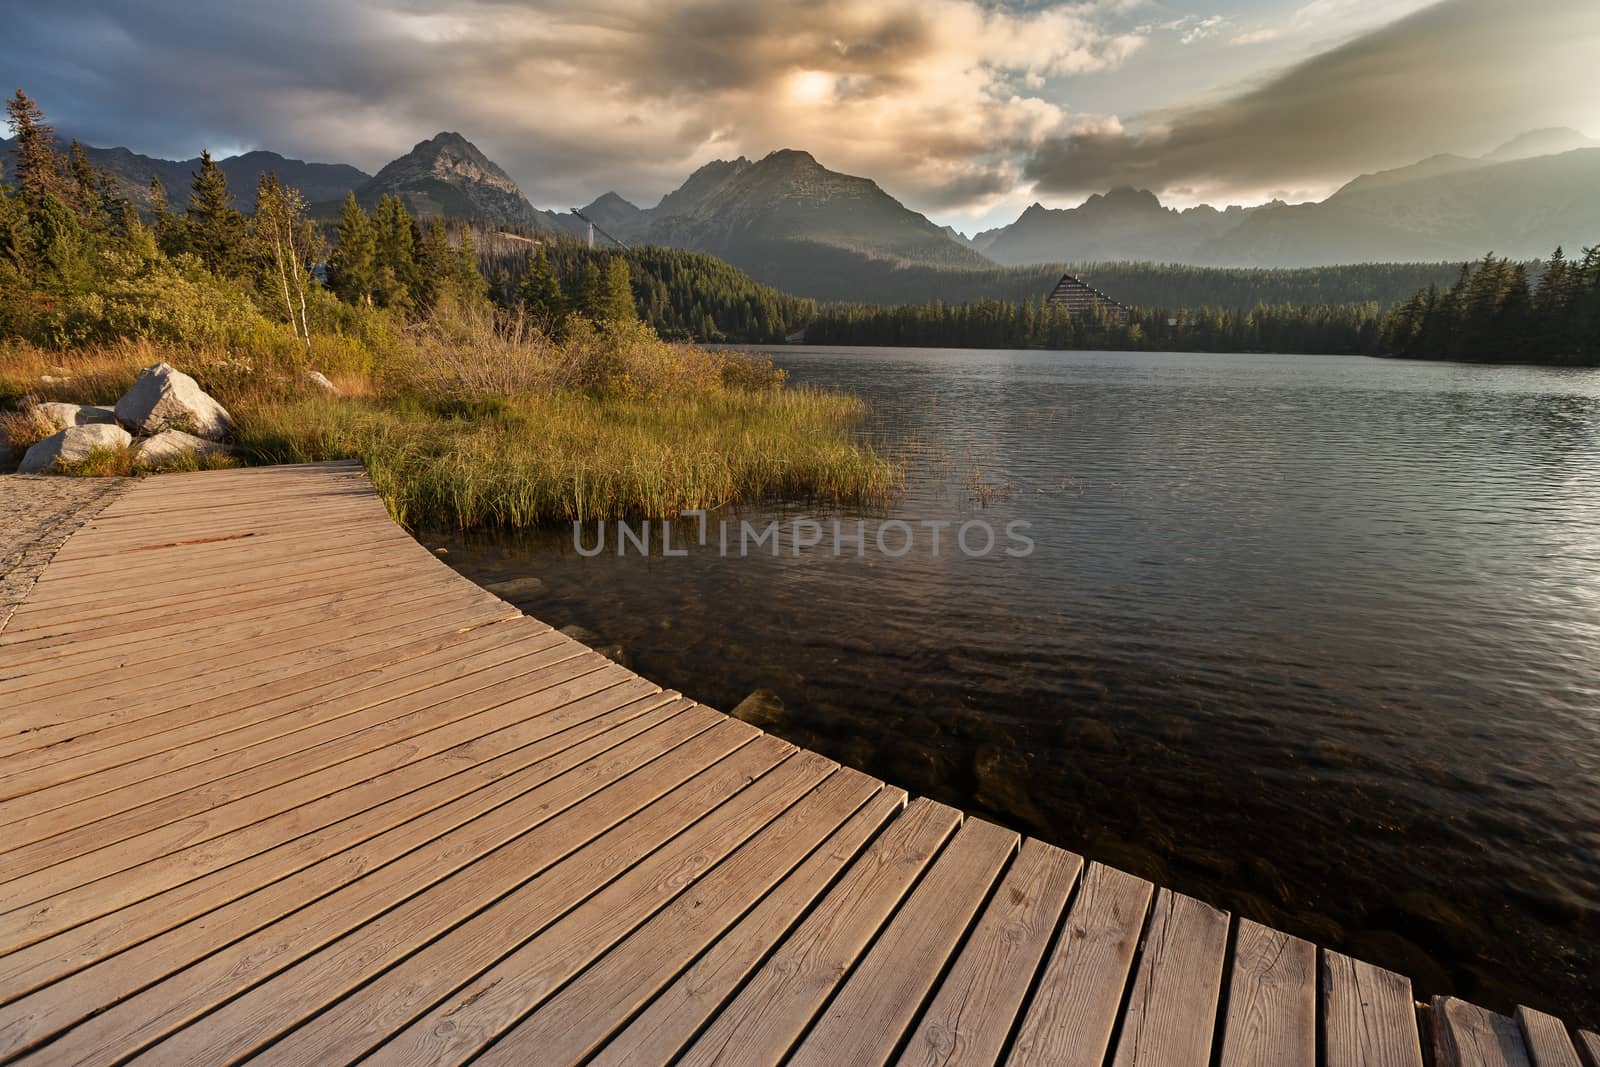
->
[19,423,133,473]
[304,370,342,396]
[37,402,119,430]
[132,429,230,468]
[115,362,233,439]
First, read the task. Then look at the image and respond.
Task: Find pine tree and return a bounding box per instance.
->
[67,141,105,231]
[371,194,418,310]
[148,175,189,257]
[582,255,635,324]
[186,150,246,275]
[328,192,376,305]
[5,89,68,209]
[516,246,566,327]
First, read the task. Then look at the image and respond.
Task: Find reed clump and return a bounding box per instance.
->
[3,309,899,527]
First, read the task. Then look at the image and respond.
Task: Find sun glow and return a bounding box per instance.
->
[789,70,834,103]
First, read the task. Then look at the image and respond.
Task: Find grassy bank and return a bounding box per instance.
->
[1,319,899,526]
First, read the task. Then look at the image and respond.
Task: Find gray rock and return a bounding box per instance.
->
[115,362,233,439]
[36,403,119,430]
[131,429,229,468]
[559,623,601,645]
[304,370,342,395]
[485,576,547,598]
[19,423,133,473]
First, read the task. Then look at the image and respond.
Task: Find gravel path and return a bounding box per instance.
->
[0,475,128,633]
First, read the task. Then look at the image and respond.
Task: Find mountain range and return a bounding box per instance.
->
[8,126,1598,299]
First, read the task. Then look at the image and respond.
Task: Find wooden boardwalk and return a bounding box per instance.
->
[0,461,1593,1067]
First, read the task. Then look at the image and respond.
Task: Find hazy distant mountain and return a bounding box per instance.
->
[1483,127,1599,163]
[341,132,566,230]
[1201,147,1600,266]
[0,136,368,211]
[596,149,992,299]
[976,133,1600,269]
[575,192,643,235]
[975,187,1258,266]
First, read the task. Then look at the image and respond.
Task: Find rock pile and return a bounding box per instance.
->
[14,363,235,475]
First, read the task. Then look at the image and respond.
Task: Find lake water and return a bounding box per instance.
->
[431,347,1600,1023]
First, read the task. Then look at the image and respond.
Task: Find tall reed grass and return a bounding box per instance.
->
[1,312,900,528]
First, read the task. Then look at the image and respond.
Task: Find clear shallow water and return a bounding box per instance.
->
[432,347,1600,1022]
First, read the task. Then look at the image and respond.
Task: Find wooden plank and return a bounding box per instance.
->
[1515,1007,1583,1067]
[1433,997,1533,1067]
[790,818,1021,1067]
[128,733,793,1067]
[1110,888,1230,1067]
[0,674,662,953]
[0,608,521,764]
[479,768,888,1067]
[0,568,475,681]
[676,798,963,1067]
[1006,863,1155,1067]
[1,583,502,713]
[8,721,762,1065]
[352,752,846,1067]
[0,631,576,830]
[1576,1032,1600,1067]
[1219,919,1316,1067]
[0,654,620,886]
[589,786,909,1067]
[1323,951,1425,1067]
[898,839,1083,1067]
[0,618,548,802]
[0,698,698,1038]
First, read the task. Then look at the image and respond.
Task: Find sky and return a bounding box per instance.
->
[6,0,1599,232]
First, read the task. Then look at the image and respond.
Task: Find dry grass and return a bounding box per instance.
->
[3,315,899,526]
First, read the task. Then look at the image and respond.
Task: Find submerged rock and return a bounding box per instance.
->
[559,623,601,645]
[115,362,233,439]
[19,423,132,473]
[131,429,228,468]
[485,576,548,599]
[731,689,784,730]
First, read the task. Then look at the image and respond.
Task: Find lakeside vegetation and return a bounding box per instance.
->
[803,246,1600,363]
[0,91,897,524]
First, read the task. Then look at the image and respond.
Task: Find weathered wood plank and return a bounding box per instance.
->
[588,786,909,1067]
[1323,951,1424,1067]
[898,839,1083,1067]
[1219,919,1316,1067]
[1432,997,1533,1067]
[1515,1007,1583,1067]
[0,695,693,1001]
[10,722,763,1066]
[1575,1031,1600,1067]
[1109,888,1230,1067]
[133,734,796,1067]
[1006,862,1155,1067]
[676,798,963,1067]
[459,769,887,1067]
[361,752,844,1067]
[0,674,661,954]
[790,817,1021,1067]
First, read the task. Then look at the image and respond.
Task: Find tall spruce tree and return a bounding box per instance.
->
[5,89,68,209]
[67,141,106,231]
[516,246,567,327]
[328,192,376,305]
[185,149,245,275]
[582,255,636,324]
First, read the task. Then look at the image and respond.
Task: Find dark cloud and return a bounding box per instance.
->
[4,0,1134,214]
[1023,0,1600,201]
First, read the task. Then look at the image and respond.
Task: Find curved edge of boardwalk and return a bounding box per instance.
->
[0,461,1591,1067]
